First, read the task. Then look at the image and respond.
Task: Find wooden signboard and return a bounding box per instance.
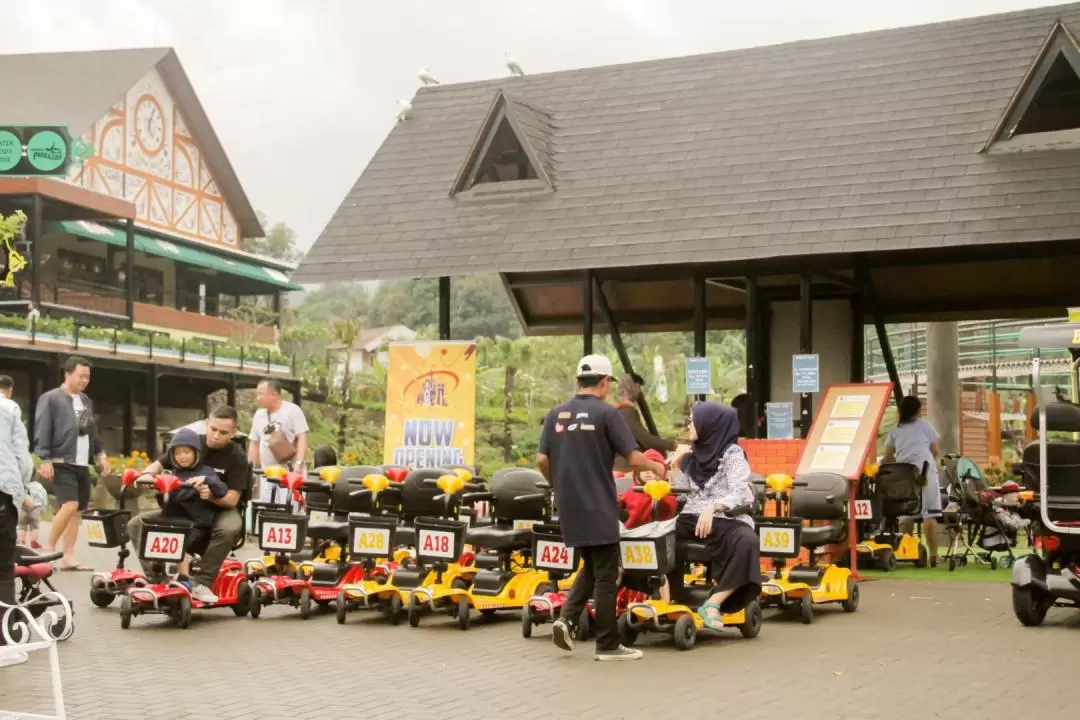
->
[796,383,893,480]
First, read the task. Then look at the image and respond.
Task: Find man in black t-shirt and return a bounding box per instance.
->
[538,355,666,662]
[127,405,249,604]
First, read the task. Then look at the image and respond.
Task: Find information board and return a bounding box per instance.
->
[795,383,892,480]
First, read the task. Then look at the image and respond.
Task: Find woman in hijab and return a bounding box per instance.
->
[668,402,761,630]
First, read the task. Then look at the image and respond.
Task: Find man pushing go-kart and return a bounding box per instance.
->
[126,405,250,604]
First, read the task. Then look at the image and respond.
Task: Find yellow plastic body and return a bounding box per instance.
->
[760,563,853,605]
[628,600,747,632]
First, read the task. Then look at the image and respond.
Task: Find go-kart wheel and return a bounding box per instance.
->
[999,555,1015,570]
[233,581,252,617]
[877,549,896,572]
[452,577,470,591]
[535,582,554,596]
[990,556,999,571]
[335,590,347,625]
[841,578,859,613]
[89,580,115,608]
[798,593,814,625]
[408,594,421,628]
[521,607,533,639]
[1012,586,1051,627]
[456,598,471,630]
[577,608,591,641]
[915,545,928,569]
[250,586,263,619]
[673,614,696,651]
[119,595,132,630]
[617,612,638,647]
[388,593,403,626]
[959,556,968,567]
[299,588,312,620]
[176,595,192,629]
[739,601,763,638]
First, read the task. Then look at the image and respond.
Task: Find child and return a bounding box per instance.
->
[17,481,48,549]
[160,428,227,601]
[312,445,338,468]
[618,449,677,602]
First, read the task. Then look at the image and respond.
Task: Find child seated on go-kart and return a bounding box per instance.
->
[618,449,679,603]
[160,428,227,598]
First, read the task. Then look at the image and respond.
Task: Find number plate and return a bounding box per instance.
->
[759,526,797,554]
[535,540,573,571]
[260,521,301,551]
[309,511,329,523]
[417,529,456,559]
[853,499,873,520]
[620,541,658,570]
[351,527,391,556]
[143,531,186,562]
[513,519,540,531]
[84,519,107,545]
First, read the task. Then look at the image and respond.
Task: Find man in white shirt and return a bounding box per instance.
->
[248,378,309,503]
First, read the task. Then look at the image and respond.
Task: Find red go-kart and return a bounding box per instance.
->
[84,468,148,608]
[119,474,252,629]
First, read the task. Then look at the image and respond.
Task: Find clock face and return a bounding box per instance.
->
[134,96,165,155]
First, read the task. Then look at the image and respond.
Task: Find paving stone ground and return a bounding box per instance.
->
[1,531,1078,720]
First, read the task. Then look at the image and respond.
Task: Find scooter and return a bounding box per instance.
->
[85,468,148,607]
[120,474,252,629]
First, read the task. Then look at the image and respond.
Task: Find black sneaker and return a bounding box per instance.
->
[594,645,643,662]
[552,618,574,652]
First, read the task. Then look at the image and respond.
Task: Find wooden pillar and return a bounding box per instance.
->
[122,378,134,455]
[146,365,158,456]
[125,218,135,325]
[582,270,594,356]
[850,292,865,383]
[27,368,42,449]
[745,277,759,436]
[438,277,451,341]
[30,194,43,310]
[798,272,813,439]
[226,375,237,408]
[1024,393,1037,444]
[272,292,282,326]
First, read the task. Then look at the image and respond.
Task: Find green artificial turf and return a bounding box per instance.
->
[858,550,1032,583]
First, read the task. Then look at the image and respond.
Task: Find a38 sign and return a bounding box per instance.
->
[534,540,573,571]
[620,541,658,570]
[260,522,300,551]
[418,529,455,559]
[143,531,185,561]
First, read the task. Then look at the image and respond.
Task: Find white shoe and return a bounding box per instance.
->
[190,584,219,604]
[0,651,29,668]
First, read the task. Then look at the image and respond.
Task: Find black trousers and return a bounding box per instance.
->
[667,514,762,613]
[559,543,620,651]
[1,492,18,644]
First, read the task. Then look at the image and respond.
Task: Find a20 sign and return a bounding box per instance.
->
[143,531,186,562]
[260,522,301,552]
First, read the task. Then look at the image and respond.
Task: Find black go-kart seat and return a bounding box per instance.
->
[306,520,350,545]
[464,524,533,551]
[680,478,765,566]
[304,465,335,513]
[332,465,384,516]
[874,462,924,518]
[1023,401,1080,524]
[790,472,849,549]
[400,468,458,521]
[464,468,547,552]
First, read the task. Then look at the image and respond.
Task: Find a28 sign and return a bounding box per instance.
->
[620,541,658,570]
[853,499,873,520]
[351,527,391,556]
[535,540,573,571]
[758,526,797,555]
[143,531,186,562]
[418,529,456,560]
[260,522,300,551]
[84,519,108,546]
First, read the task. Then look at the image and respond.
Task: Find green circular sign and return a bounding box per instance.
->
[25,130,67,172]
[0,130,21,172]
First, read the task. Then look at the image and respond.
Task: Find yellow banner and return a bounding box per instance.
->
[383,341,477,468]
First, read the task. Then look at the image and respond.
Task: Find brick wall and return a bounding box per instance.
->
[739,438,807,477]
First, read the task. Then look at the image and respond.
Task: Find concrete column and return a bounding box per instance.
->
[926,322,960,454]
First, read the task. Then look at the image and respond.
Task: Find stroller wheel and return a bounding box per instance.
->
[998,555,1014,570]
[990,556,999,571]
[948,556,957,572]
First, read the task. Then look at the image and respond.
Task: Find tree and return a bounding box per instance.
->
[366,274,521,339]
[331,317,364,454]
[1,210,27,288]
[244,213,301,262]
[479,336,532,461]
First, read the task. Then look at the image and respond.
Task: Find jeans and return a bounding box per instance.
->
[1,492,17,643]
[128,509,243,586]
[559,543,621,651]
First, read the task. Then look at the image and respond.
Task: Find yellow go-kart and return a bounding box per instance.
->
[754,473,860,624]
[336,473,414,625]
[618,480,763,651]
[849,462,931,571]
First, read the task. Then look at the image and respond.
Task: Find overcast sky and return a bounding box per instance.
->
[3,0,1062,251]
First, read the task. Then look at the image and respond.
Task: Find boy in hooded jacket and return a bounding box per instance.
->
[160,428,227,596]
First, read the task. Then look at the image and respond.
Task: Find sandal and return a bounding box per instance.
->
[59,563,93,572]
[697,601,726,631]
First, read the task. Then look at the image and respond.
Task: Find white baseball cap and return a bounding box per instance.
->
[576,354,615,379]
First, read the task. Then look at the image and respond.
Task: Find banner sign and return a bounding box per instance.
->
[383,341,477,468]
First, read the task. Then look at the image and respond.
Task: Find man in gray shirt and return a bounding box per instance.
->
[35,357,110,571]
[248,378,309,503]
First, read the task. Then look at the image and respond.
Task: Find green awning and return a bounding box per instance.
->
[46,220,302,291]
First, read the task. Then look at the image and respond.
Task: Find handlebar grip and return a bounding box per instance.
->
[726,504,752,516]
[349,488,373,498]
[535,481,551,490]
[512,492,547,503]
[793,480,809,487]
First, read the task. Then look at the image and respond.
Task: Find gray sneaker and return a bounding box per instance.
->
[595,645,643,662]
[552,618,574,652]
[190,583,219,604]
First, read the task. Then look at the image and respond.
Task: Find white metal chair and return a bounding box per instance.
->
[0,593,72,720]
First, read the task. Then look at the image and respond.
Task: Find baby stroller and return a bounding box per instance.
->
[940,456,1026,571]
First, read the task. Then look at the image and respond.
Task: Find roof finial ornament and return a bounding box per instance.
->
[505,52,524,77]
[418,67,440,86]
[395,99,413,123]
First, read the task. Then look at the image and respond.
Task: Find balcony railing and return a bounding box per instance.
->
[0,312,295,377]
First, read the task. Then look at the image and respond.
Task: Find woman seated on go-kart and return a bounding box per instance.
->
[663,402,762,630]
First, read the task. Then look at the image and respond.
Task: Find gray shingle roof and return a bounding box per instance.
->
[0,47,263,239]
[295,2,1080,284]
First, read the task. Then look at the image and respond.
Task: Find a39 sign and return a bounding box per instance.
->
[0,125,94,177]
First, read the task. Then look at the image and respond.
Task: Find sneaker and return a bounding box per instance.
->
[190,583,219,604]
[0,651,29,668]
[551,618,574,652]
[595,645,643,662]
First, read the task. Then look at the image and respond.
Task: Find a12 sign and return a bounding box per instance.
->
[853,499,874,520]
[534,540,573,571]
[261,522,299,551]
[418,529,455,559]
[143,531,185,561]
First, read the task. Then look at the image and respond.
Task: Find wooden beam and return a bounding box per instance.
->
[594,277,658,437]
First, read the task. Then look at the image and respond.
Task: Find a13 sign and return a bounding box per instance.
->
[260,522,299,551]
